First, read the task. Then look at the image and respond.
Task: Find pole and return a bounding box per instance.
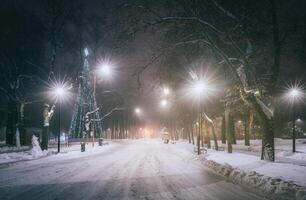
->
[197,111,201,155]
[292,101,296,153]
[58,102,61,153]
[92,74,96,147]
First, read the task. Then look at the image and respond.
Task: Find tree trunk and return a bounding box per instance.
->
[191,123,195,144]
[221,115,226,144]
[225,108,233,153]
[15,129,20,148]
[41,126,49,150]
[205,121,211,149]
[244,112,252,146]
[230,115,236,144]
[244,94,275,161]
[6,101,18,145]
[211,125,218,151]
[16,102,25,147]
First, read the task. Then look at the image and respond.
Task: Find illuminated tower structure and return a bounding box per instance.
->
[69,48,102,138]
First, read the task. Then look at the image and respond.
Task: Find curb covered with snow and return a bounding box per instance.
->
[203,159,306,200]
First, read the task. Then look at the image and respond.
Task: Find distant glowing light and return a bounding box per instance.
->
[297,118,302,122]
[160,99,168,107]
[135,107,142,114]
[163,87,170,96]
[238,120,242,124]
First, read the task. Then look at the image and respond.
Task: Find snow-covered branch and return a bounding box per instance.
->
[255,97,273,119]
[86,108,99,117]
[91,107,125,122]
[203,112,213,124]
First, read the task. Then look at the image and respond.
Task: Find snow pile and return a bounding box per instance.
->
[277,151,306,161]
[29,135,44,158]
[0,145,30,153]
[202,153,306,200]
[0,136,52,164]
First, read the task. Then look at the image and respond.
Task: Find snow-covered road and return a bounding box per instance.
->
[0,140,266,200]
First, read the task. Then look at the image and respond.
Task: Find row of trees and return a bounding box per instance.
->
[120,0,306,161]
[0,0,132,146]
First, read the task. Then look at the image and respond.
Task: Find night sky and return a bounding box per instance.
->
[0,0,306,135]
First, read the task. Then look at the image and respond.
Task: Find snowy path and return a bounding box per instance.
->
[0,140,266,200]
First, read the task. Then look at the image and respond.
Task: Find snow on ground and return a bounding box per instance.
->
[0,139,266,200]
[0,137,117,165]
[1,138,306,199]
[0,145,30,154]
[173,138,306,200]
[204,150,306,187]
[0,136,53,164]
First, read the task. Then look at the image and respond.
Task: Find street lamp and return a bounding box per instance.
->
[97,63,113,78]
[191,80,209,99]
[52,84,69,153]
[190,80,209,155]
[91,61,114,146]
[288,88,302,153]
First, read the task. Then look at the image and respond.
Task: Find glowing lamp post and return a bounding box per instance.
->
[191,80,209,155]
[288,88,302,153]
[98,63,112,78]
[52,85,69,153]
[90,62,113,146]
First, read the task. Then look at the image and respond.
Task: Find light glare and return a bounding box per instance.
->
[290,89,300,97]
[193,81,207,94]
[99,64,112,76]
[163,87,170,96]
[135,107,141,114]
[160,99,168,107]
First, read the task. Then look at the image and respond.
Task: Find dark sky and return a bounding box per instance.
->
[0,0,306,134]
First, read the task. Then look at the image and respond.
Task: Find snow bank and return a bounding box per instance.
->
[277,151,306,161]
[204,159,306,200]
[0,145,30,153]
[202,152,306,200]
[0,136,51,164]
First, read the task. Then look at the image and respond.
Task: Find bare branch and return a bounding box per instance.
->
[155,17,224,35]
[93,107,125,122]
[210,0,239,22]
